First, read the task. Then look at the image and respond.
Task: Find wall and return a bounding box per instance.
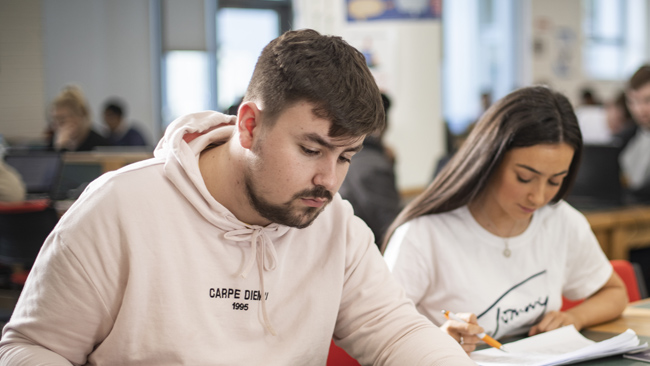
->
[528,0,643,105]
[2,1,649,189]
[294,0,445,191]
[0,0,46,143]
[41,0,154,145]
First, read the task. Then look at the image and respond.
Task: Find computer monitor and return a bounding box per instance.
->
[50,162,104,201]
[566,144,623,210]
[3,152,63,197]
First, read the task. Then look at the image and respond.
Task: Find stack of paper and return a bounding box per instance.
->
[471,325,647,366]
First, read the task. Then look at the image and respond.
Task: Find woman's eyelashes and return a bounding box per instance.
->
[516,175,532,183]
[516,174,562,187]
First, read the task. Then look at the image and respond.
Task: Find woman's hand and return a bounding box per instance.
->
[528,310,578,336]
[440,312,484,354]
[53,122,80,151]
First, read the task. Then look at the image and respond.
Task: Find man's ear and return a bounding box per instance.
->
[238,101,261,149]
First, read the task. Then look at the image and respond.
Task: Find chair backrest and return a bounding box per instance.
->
[611,259,642,302]
[561,259,644,311]
[327,340,360,366]
[0,201,59,267]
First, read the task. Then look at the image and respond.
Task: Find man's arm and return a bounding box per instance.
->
[0,232,114,365]
[334,220,475,365]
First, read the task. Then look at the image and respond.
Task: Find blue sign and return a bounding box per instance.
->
[347,0,442,22]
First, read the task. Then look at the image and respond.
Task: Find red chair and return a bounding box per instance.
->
[327,340,360,366]
[610,259,642,302]
[561,259,644,311]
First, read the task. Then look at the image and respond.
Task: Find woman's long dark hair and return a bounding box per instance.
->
[381,86,583,252]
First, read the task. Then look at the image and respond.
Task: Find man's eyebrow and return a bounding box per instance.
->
[304,133,363,153]
[516,163,568,177]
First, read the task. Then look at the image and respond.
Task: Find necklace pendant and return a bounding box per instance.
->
[503,248,511,257]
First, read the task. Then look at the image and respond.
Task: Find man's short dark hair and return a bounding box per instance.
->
[244,29,384,138]
[629,65,650,91]
[104,99,125,118]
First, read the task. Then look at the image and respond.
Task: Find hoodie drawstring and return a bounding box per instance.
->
[224,228,278,336]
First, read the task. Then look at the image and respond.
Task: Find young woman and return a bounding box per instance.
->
[48,85,110,152]
[382,86,627,354]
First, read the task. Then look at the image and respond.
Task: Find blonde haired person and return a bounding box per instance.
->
[0,160,26,202]
[382,86,627,354]
[49,85,110,151]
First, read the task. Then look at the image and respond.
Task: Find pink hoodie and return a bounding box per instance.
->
[0,111,473,365]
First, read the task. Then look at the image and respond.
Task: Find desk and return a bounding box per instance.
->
[588,298,650,336]
[583,206,650,260]
[63,151,153,174]
[490,300,650,365]
[566,299,650,365]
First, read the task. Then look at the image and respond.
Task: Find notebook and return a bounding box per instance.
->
[471,325,646,366]
[4,152,63,199]
[624,347,650,362]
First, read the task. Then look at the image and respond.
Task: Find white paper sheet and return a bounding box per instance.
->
[470,325,647,366]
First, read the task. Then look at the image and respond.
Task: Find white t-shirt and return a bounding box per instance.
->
[384,201,611,339]
[620,128,650,189]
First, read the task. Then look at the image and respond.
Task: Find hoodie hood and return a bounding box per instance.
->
[155,111,290,335]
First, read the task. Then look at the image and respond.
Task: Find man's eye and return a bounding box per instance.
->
[339,156,352,163]
[301,147,319,156]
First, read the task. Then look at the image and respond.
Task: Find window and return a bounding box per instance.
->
[442,0,519,136]
[583,0,646,80]
[163,51,211,127]
[216,8,280,112]
[215,0,292,112]
[159,0,291,128]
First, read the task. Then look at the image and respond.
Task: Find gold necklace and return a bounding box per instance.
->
[480,207,519,258]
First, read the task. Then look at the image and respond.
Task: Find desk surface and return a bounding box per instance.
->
[543,299,650,365]
[582,205,650,260]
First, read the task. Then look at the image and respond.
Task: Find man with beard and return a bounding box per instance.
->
[0,29,473,365]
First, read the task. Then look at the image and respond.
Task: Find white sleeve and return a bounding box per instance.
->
[335,218,474,366]
[561,206,612,300]
[0,232,114,365]
[383,222,434,306]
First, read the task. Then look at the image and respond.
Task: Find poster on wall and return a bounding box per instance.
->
[344,29,398,96]
[347,0,442,22]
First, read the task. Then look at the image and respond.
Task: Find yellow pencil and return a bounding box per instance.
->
[442,310,509,352]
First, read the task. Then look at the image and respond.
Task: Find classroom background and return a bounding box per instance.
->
[2,0,650,288]
[3,0,648,194]
[3,2,650,363]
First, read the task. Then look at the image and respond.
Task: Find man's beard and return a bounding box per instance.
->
[244,175,333,228]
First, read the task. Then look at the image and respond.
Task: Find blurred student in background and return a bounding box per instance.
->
[48,85,110,152]
[620,65,650,202]
[606,91,637,149]
[382,86,626,354]
[574,86,611,145]
[102,98,147,147]
[0,161,26,203]
[339,93,401,246]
